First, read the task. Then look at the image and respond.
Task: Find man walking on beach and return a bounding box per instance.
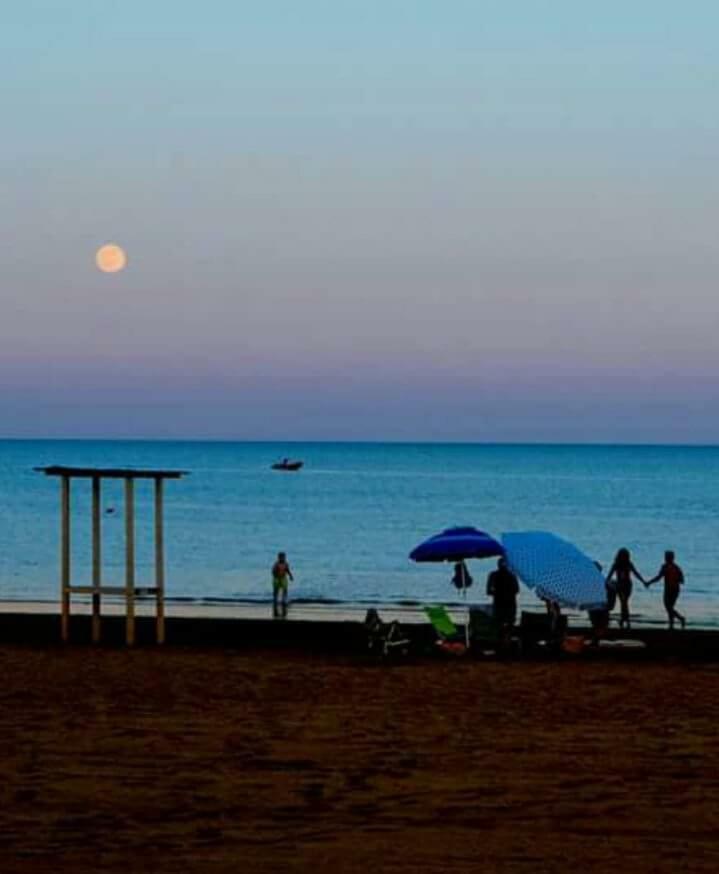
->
[272,552,293,618]
[646,550,686,630]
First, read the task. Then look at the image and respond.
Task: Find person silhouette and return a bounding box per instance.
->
[271,551,293,618]
[646,550,686,630]
[486,558,519,630]
[605,548,646,630]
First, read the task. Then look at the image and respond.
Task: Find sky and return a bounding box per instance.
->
[3,1,719,442]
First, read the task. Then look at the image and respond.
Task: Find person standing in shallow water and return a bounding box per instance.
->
[605,548,646,630]
[645,550,686,630]
[272,552,293,618]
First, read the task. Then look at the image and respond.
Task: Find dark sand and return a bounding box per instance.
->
[1,646,718,873]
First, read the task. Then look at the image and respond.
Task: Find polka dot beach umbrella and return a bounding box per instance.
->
[501,531,607,611]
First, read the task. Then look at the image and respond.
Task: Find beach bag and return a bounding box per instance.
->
[453,569,474,591]
[561,636,585,655]
[436,640,468,657]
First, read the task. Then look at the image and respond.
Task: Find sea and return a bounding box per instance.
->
[1,440,717,626]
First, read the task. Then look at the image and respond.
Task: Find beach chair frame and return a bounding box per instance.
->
[364,609,411,659]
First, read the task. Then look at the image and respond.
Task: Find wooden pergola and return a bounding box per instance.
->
[35,466,187,645]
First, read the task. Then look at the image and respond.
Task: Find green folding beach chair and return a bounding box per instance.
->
[424,604,458,638]
[423,605,467,654]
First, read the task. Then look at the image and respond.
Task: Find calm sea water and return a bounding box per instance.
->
[1,440,717,626]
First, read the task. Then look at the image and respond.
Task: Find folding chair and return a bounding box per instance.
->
[423,605,468,656]
[364,609,411,659]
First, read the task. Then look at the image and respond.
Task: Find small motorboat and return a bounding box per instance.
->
[271,459,304,472]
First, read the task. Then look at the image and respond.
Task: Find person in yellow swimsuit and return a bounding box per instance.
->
[272,552,294,618]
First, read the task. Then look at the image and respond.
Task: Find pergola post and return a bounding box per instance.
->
[60,475,71,643]
[124,478,136,647]
[91,476,102,644]
[154,478,166,644]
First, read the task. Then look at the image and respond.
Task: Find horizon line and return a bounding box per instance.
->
[1,436,718,449]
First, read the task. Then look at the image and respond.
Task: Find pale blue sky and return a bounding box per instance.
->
[3,1,719,441]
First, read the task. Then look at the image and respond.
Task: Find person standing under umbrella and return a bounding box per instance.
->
[605,548,646,630]
[486,558,520,631]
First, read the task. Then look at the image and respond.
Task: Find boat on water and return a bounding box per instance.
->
[271,459,304,472]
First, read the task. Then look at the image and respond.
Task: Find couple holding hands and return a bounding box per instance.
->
[605,547,685,630]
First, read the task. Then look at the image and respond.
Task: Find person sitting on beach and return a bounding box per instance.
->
[645,550,686,630]
[452,561,473,592]
[605,548,646,630]
[486,558,519,631]
[271,551,293,618]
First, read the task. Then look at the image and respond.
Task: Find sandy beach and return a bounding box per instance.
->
[0,645,718,873]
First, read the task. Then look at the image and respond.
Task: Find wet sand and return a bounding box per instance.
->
[1,646,718,873]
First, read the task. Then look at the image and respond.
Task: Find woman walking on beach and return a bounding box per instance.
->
[645,550,686,630]
[605,548,646,630]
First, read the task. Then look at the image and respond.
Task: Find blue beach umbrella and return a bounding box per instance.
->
[409,526,504,564]
[410,526,505,646]
[501,531,607,611]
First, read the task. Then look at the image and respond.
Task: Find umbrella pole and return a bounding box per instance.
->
[457,563,469,649]
[463,578,469,649]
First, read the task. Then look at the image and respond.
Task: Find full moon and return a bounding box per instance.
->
[95,243,127,273]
